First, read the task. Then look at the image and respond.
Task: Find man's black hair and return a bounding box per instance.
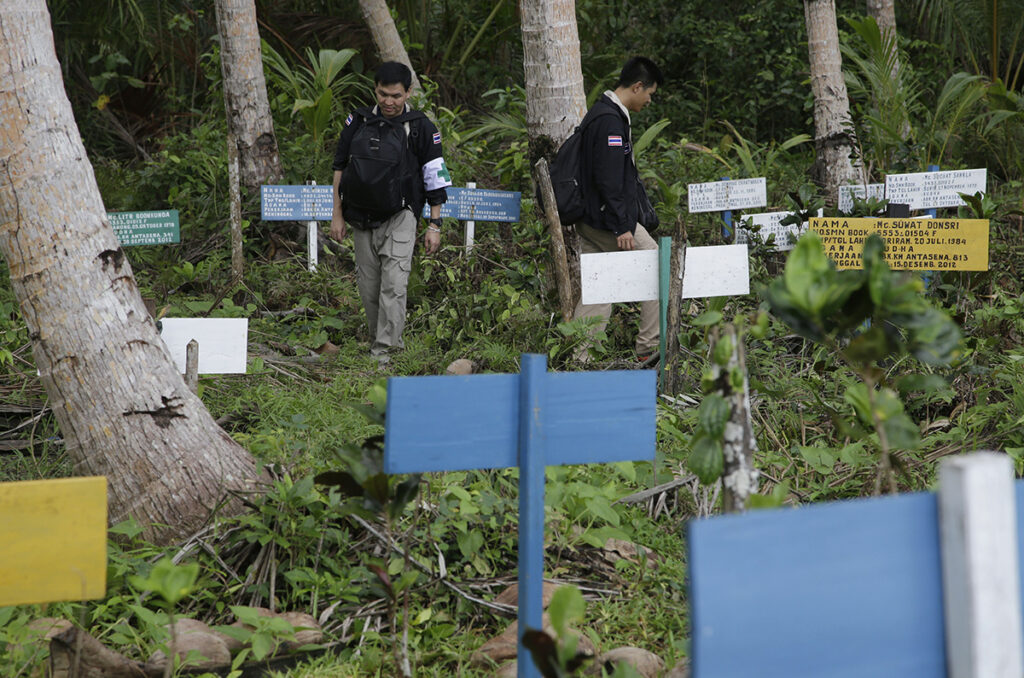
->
[375,61,412,91]
[616,57,663,89]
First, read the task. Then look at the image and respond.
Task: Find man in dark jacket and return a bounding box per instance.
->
[574,56,663,361]
[330,62,451,365]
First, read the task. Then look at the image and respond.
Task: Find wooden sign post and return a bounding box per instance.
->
[0,476,108,606]
[384,355,656,678]
[688,452,1023,678]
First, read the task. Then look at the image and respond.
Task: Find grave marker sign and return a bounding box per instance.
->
[885,169,987,211]
[158,318,248,374]
[107,210,180,247]
[260,184,334,221]
[837,184,886,213]
[580,244,750,304]
[687,178,767,214]
[688,452,1024,678]
[735,210,823,252]
[385,355,656,678]
[0,476,107,606]
[810,217,990,271]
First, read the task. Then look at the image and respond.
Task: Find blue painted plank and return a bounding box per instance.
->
[543,371,656,466]
[384,374,519,474]
[688,491,946,678]
[517,355,547,678]
[384,370,656,473]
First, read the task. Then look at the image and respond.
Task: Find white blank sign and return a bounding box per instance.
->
[158,318,248,374]
[682,245,750,299]
[581,250,659,304]
[580,245,749,304]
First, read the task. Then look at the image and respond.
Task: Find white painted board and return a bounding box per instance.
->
[688,178,767,213]
[885,169,986,210]
[938,452,1023,678]
[159,318,248,374]
[580,245,750,304]
[580,250,659,304]
[682,245,750,299]
[736,210,822,251]
[838,183,886,213]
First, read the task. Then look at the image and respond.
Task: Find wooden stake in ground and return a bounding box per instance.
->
[533,158,576,321]
[661,218,688,395]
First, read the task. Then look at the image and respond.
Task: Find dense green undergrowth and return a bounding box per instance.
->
[6,10,1024,673]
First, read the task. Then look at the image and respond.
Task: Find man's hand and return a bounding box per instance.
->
[424,229,441,254]
[616,231,635,251]
[329,214,346,242]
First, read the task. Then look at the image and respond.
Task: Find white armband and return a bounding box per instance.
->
[422,157,453,191]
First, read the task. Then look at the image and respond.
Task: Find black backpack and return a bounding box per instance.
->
[341,108,424,224]
[547,109,617,225]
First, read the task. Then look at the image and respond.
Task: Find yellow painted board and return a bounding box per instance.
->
[810,217,990,271]
[0,476,107,606]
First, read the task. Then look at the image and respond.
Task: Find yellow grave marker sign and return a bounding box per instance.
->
[0,476,107,606]
[810,217,990,271]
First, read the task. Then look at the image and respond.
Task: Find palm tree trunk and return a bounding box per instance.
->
[214,0,284,196]
[0,0,263,546]
[520,0,588,317]
[867,0,901,79]
[359,0,424,93]
[805,0,864,204]
[519,0,587,156]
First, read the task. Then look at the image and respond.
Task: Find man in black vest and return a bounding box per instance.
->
[330,62,451,365]
[574,56,662,363]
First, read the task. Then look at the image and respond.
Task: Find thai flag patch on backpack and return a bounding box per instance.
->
[607,135,623,146]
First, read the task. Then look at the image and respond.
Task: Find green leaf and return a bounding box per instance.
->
[692,310,723,326]
[881,412,920,450]
[797,445,836,474]
[688,434,724,484]
[584,496,621,527]
[547,585,585,637]
[697,394,731,438]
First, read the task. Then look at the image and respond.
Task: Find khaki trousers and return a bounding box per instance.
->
[573,222,660,356]
[352,208,417,356]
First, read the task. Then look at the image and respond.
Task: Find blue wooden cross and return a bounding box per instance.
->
[384,354,656,678]
[688,452,1024,678]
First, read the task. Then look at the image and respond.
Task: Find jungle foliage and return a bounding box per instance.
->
[2,0,1024,675]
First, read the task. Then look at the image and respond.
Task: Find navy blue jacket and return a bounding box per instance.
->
[580,94,642,236]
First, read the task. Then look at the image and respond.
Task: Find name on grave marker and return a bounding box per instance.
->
[260,185,334,221]
[107,210,180,247]
[688,177,767,213]
[811,217,989,271]
[736,210,822,251]
[884,169,987,211]
[421,186,521,222]
[838,184,886,213]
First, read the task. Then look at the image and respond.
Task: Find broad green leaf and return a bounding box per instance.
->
[548,585,585,636]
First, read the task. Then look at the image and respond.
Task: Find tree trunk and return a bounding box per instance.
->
[710,325,759,514]
[214,0,283,196]
[0,0,263,545]
[520,0,587,158]
[867,0,901,79]
[521,0,587,317]
[359,0,423,93]
[805,0,863,204]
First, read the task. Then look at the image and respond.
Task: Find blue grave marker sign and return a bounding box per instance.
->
[385,354,656,678]
[688,453,1024,678]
